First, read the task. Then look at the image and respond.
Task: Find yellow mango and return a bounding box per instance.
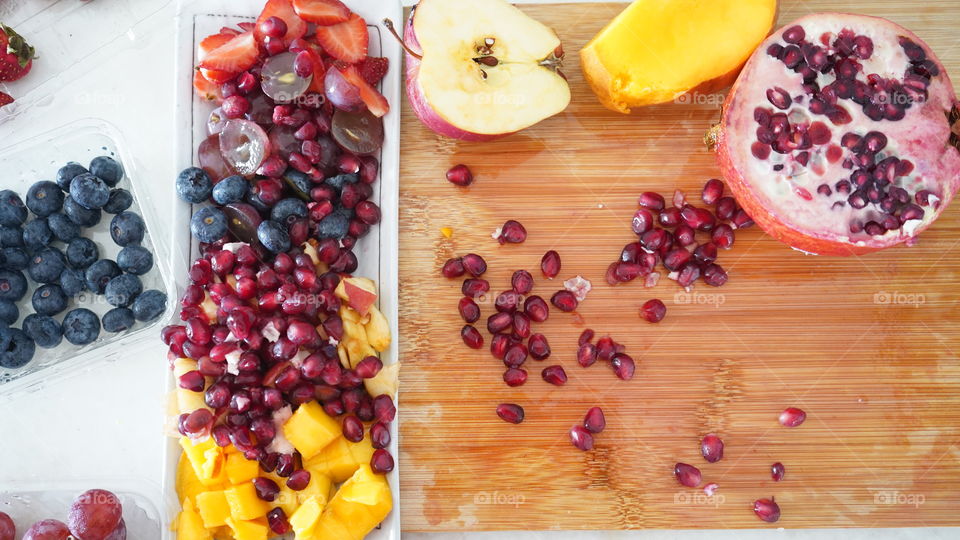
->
[224,482,269,521]
[177,504,213,540]
[289,496,324,539]
[225,452,260,485]
[327,465,392,538]
[364,304,391,352]
[176,454,206,508]
[305,437,357,483]
[348,438,376,470]
[201,292,218,322]
[180,437,226,487]
[225,517,269,540]
[200,446,223,482]
[275,483,300,518]
[282,401,341,459]
[176,387,210,416]
[195,490,230,528]
[314,511,361,540]
[297,472,333,506]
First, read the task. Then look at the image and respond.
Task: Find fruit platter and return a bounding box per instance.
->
[0,0,959,538]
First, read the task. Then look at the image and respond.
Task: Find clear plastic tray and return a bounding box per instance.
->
[164,0,403,538]
[0,118,176,396]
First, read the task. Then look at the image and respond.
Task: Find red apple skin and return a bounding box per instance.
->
[344,280,377,315]
[403,7,513,142]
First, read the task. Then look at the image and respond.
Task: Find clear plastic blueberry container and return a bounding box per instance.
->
[0,118,176,396]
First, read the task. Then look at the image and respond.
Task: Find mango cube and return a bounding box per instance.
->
[177,504,213,540]
[283,401,341,459]
[225,452,260,485]
[289,496,324,539]
[275,484,300,518]
[180,436,226,487]
[224,482,269,521]
[224,517,268,540]
[176,454,206,508]
[195,490,230,528]
[297,471,334,506]
[327,464,393,538]
[305,437,357,483]
[314,512,361,540]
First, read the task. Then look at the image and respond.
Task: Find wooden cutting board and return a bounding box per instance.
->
[397,0,960,530]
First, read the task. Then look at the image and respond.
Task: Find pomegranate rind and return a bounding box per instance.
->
[716,13,960,255]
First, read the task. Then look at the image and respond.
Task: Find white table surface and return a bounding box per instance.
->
[0,0,955,538]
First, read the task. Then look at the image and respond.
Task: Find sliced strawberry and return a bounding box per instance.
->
[0,91,13,108]
[315,13,368,64]
[237,22,256,32]
[219,26,241,36]
[254,0,308,45]
[292,0,351,26]
[199,31,259,74]
[197,32,236,83]
[340,65,389,117]
[357,57,388,85]
[193,70,223,102]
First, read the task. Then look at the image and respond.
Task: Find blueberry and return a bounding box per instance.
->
[176,167,214,204]
[1,248,28,271]
[0,327,35,368]
[89,156,124,187]
[0,190,27,226]
[47,213,80,242]
[61,308,101,345]
[190,206,228,243]
[70,173,111,210]
[316,212,349,239]
[60,268,87,297]
[0,225,24,247]
[257,220,291,253]
[66,237,99,269]
[85,259,121,294]
[105,273,143,307]
[324,173,359,194]
[28,247,66,284]
[102,307,135,333]
[22,314,62,349]
[26,181,65,218]
[63,196,101,227]
[103,189,133,214]
[271,198,308,225]
[117,245,153,275]
[32,284,68,316]
[22,219,52,250]
[110,211,146,246]
[282,169,311,199]
[211,175,248,205]
[57,162,88,192]
[0,300,18,325]
[131,289,167,322]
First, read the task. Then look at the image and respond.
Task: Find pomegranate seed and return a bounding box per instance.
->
[673,224,696,247]
[373,395,396,423]
[461,325,484,349]
[640,229,668,252]
[461,253,487,277]
[659,207,681,227]
[512,312,531,339]
[441,258,465,278]
[701,434,724,463]
[498,220,527,244]
[578,329,594,345]
[323,400,345,417]
[253,477,281,501]
[458,297,481,323]
[732,209,754,229]
[693,243,717,264]
[753,498,781,523]
[663,248,692,271]
[462,278,490,298]
[703,263,729,287]
[446,164,473,186]
[701,179,724,205]
[779,407,807,427]
[640,299,666,323]
[584,407,605,433]
[371,449,395,474]
[276,454,295,477]
[611,354,636,380]
[595,337,616,361]
[495,290,522,313]
[711,224,735,249]
[771,462,786,481]
[681,205,717,231]
[676,263,701,288]
[569,425,594,450]
[267,507,291,535]
[370,422,391,449]
[528,333,551,360]
[523,295,549,323]
[342,415,364,442]
[356,356,383,379]
[550,290,578,312]
[287,469,311,491]
[496,403,524,424]
[673,189,687,208]
[540,250,561,278]
[632,209,655,235]
[715,197,737,221]
[614,261,645,282]
[638,192,665,212]
[490,334,510,359]
[178,370,205,392]
[541,365,567,386]
[511,270,534,295]
[487,312,513,334]
[355,201,381,225]
[577,343,598,367]
[503,344,528,368]
[674,463,702,487]
[503,368,527,387]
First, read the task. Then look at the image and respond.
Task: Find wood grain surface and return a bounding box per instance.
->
[397,0,960,530]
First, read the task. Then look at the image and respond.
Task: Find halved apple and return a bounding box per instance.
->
[401,0,571,140]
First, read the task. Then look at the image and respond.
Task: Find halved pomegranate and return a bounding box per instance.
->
[715,13,960,255]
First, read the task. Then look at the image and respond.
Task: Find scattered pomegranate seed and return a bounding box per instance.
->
[578,329,594,346]
[528,333,551,360]
[702,178,724,205]
[495,290,522,312]
[703,263,729,287]
[342,415,364,442]
[550,290,578,312]
[487,312,513,334]
[639,192,666,212]
[355,356,383,379]
[498,220,527,244]
[541,365,568,386]
[712,224,736,249]
[569,425,594,451]
[373,395,396,423]
[771,462,786,481]
[659,207,681,227]
[461,253,487,277]
[503,368,528,387]
[441,257,465,278]
[700,434,724,463]
[674,463,702,487]
[541,250,561,278]
[640,299,667,323]
[496,403,525,424]
[267,507,291,535]
[370,422,391,449]
[286,469,311,491]
[595,337,616,361]
[461,278,490,298]
[503,344,528,368]
[577,343,598,367]
[490,334,510,359]
[446,164,474,186]
[584,407,606,433]
[461,325,484,349]
[632,208,655,234]
[779,407,807,427]
[611,353,636,380]
[458,297,481,323]
[523,295,549,322]
[371,449,395,474]
[753,498,781,523]
[512,312,532,339]
[511,270,534,295]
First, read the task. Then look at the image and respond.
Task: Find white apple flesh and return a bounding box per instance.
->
[403,0,571,141]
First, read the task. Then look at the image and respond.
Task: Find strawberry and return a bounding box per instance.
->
[254,0,308,45]
[315,13,368,64]
[357,57,388,85]
[197,32,236,84]
[339,65,389,117]
[237,22,256,32]
[0,91,13,108]
[292,0,351,26]
[0,24,35,82]
[199,31,259,74]
[193,70,223,102]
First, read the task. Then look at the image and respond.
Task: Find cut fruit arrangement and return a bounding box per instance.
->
[0,489,128,540]
[173,1,396,539]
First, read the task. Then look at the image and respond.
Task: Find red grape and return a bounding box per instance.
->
[67,489,123,540]
[23,519,70,540]
[104,519,127,540]
[0,512,14,540]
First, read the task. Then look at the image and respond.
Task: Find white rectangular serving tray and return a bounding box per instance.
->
[164,0,402,538]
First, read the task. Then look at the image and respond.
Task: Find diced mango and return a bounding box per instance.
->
[224,482,269,521]
[201,292,218,322]
[348,438,376,470]
[283,401,341,459]
[225,517,269,540]
[177,504,213,540]
[180,437,226,487]
[176,454,206,508]
[225,452,260,485]
[289,496,324,539]
[195,490,231,528]
[200,446,223,481]
[305,437,357,483]
[314,512,361,540]
[327,464,393,538]
[275,483,300,518]
[297,472,333,506]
